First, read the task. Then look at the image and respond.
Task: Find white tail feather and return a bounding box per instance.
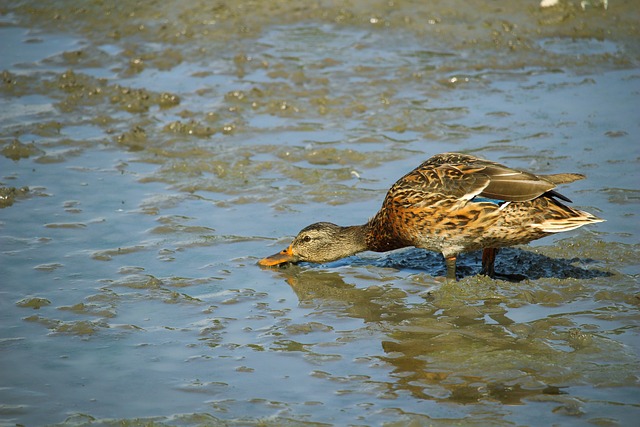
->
[538,209,605,233]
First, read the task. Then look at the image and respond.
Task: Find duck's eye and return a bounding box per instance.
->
[301,235,312,243]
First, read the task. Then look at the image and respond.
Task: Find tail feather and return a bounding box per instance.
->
[539,208,605,233]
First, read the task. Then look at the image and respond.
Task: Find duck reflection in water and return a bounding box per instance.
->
[278,268,570,406]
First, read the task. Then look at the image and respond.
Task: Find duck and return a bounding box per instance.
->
[258,152,604,280]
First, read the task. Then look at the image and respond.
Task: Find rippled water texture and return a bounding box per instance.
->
[1,1,639,426]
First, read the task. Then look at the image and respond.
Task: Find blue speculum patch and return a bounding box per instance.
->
[471,196,505,205]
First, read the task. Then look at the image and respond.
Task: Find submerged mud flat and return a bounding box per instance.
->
[1,0,639,426]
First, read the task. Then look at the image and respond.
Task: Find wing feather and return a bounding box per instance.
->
[394,154,579,204]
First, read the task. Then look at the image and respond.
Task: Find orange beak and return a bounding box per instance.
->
[257,244,298,267]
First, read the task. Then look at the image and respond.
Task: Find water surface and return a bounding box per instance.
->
[1,1,639,426]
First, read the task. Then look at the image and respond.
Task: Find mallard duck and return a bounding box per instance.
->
[258,153,604,279]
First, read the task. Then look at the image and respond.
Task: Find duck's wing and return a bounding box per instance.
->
[464,162,556,202]
[540,173,585,185]
[397,156,573,203]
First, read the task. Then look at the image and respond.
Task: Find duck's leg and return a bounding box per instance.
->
[481,248,527,282]
[481,248,498,278]
[445,256,457,280]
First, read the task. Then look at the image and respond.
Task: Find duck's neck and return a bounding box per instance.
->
[334,224,370,258]
[331,220,408,260]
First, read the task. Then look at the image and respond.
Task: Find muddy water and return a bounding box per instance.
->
[1,1,639,425]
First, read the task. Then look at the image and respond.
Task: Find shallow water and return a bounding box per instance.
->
[1,1,639,426]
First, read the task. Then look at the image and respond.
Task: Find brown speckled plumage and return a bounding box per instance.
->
[259,153,604,279]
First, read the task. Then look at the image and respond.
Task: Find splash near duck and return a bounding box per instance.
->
[259,153,604,280]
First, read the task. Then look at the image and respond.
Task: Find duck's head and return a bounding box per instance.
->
[258,222,366,267]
